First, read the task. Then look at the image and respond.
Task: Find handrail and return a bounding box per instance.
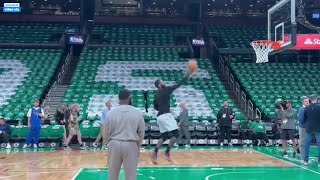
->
[235,82,240,101]
[248,100,253,119]
[241,91,246,112]
[256,108,262,119]
[230,74,234,92]
[225,66,229,80]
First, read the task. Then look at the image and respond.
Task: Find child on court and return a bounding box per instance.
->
[23,100,44,149]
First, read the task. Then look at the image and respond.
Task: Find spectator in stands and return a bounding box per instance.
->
[251,117,270,146]
[56,104,67,143]
[43,106,51,125]
[239,117,253,147]
[23,100,44,149]
[0,117,12,149]
[217,101,234,147]
[63,104,86,150]
[272,120,281,147]
[277,100,297,157]
[302,94,320,167]
[175,102,191,147]
[297,96,309,163]
[93,101,112,149]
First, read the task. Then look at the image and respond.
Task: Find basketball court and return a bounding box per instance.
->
[1,0,320,180]
[0,147,319,180]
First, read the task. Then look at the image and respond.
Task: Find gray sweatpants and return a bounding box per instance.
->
[176,126,191,145]
[299,127,306,160]
[108,140,139,180]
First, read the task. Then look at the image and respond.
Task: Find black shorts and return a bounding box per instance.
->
[280,129,296,140]
[160,129,179,141]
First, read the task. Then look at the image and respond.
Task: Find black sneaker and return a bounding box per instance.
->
[293,152,297,158]
[281,151,288,157]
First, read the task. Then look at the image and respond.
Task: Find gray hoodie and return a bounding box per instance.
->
[277,108,296,130]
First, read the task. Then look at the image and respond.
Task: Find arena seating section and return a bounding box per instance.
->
[92,24,193,45]
[61,47,244,122]
[0,48,62,120]
[230,62,317,118]
[0,23,76,43]
[0,22,78,148]
[206,25,266,48]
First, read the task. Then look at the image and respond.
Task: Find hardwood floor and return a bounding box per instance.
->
[0,148,291,180]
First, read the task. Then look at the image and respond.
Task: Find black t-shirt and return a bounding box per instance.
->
[154,75,189,116]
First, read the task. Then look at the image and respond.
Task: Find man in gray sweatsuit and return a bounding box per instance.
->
[277,100,297,157]
[106,89,145,180]
[175,103,191,147]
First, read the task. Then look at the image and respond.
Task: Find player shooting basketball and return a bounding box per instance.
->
[150,60,197,164]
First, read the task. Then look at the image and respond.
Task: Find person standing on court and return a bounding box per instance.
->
[302,94,320,167]
[217,101,234,147]
[175,102,191,147]
[23,100,44,149]
[106,89,145,180]
[93,101,112,149]
[277,100,297,157]
[150,65,195,164]
[297,96,309,162]
[63,104,86,150]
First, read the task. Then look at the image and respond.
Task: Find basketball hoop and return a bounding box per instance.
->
[251,40,281,63]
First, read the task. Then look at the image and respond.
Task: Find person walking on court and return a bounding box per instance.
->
[297,96,309,162]
[150,66,195,164]
[302,94,320,167]
[23,100,44,149]
[106,89,145,180]
[217,101,234,147]
[175,102,191,147]
[277,100,297,157]
[93,101,112,149]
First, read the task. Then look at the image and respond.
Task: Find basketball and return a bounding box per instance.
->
[272,41,282,51]
[188,60,198,73]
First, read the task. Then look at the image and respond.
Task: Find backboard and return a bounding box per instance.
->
[268,0,297,55]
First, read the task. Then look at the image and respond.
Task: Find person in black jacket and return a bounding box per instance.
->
[302,94,320,167]
[56,104,67,142]
[0,117,11,149]
[217,101,235,147]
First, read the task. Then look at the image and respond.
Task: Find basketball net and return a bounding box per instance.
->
[251,40,281,63]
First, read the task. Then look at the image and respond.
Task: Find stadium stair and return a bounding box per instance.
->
[43,56,81,121]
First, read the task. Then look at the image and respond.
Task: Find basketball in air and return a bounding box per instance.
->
[187,60,198,73]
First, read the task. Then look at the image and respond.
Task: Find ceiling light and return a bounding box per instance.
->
[208,4,210,6]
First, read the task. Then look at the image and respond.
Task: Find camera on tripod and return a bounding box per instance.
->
[275,99,288,110]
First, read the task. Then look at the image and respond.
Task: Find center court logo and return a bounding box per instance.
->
[304,38,313,45]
